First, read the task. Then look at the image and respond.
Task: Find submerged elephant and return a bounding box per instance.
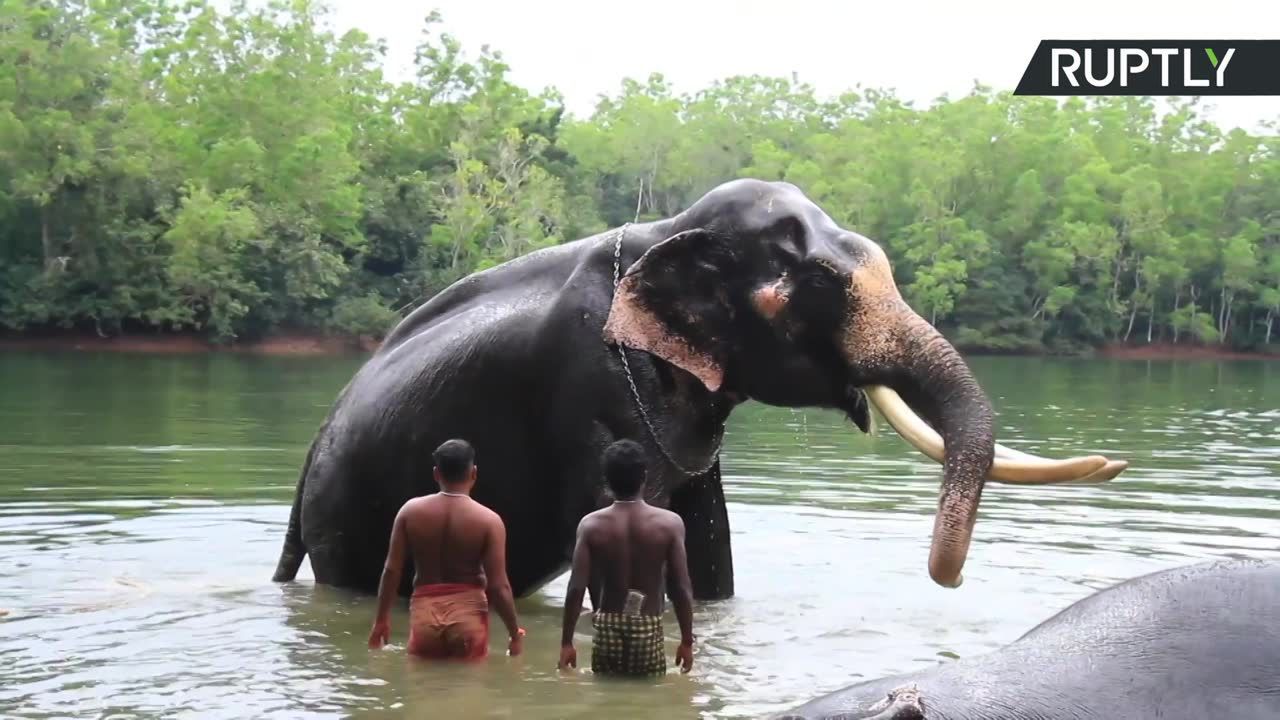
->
[271,179,1126,600]
[776,557,1280,720]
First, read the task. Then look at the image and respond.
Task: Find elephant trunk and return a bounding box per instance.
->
[838,243,994,589]
[892,308,995,588]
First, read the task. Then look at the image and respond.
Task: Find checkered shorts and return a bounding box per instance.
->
[590,611,666,677]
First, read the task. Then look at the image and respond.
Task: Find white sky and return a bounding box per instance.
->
[321,0,1280,132]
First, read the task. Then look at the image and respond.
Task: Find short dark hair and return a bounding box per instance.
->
[603,439,647,499]
[433,439,475,484]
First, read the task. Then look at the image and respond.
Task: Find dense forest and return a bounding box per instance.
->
[1,0,1278,352]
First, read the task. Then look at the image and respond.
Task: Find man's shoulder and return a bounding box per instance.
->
[474,501,504,525]
[398,495,431,513]
[645,504,683,525]
[576,507,617,537]
[647,506,687,540]
[578,507,609,527]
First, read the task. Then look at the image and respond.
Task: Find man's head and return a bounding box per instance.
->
[603,439,647,500]
[433,438,477,490]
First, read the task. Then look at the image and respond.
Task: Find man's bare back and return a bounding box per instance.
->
[577,502,686,615]
[399,494,501,588]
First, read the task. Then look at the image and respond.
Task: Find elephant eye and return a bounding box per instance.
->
[794,261,839,290]
[768,243,799,269]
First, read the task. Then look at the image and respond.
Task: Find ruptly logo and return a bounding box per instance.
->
[1014,40,1280,96]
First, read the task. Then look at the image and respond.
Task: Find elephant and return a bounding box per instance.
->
[270,178,1127,601]
[774,557,1280,720]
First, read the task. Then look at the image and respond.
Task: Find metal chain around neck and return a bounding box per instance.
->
[611,223,724,478]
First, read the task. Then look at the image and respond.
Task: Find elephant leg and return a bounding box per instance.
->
[669,461,734,600]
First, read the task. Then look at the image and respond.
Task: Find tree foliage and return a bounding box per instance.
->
[1,1,1277,351]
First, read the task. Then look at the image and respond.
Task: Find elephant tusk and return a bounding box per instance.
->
[994,441,1129,484]
[1063,458,1130,484]
[863,385,1127,485]
[994,443,1128,484]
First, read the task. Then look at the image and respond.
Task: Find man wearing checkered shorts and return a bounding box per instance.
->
[558,440,695,677]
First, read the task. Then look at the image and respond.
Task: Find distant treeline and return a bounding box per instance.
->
[1,0,1277,351]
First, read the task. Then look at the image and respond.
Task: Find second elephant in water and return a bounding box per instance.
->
[777,558,1280,720]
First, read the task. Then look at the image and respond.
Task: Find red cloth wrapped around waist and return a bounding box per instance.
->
[407,583,489,660]
[412,582,485,599]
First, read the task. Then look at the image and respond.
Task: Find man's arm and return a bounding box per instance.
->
[369,505,408,647]
[665,515,695,661]
[560,520,592,658]
[480,512,521,642]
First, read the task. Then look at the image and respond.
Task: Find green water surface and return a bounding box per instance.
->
[0,353,1276,719]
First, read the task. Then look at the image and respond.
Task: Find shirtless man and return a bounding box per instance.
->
[558,439,695,676]
[368,439,523,660]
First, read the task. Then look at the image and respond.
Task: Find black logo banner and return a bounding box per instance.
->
[1014,40,1280,96]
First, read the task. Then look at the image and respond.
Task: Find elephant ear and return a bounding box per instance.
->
[603,228,737,392]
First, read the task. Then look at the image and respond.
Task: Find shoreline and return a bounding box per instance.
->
[0,333,1276,361]
[1093,342,1280,361]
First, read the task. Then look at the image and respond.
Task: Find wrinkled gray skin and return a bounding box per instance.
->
[776,558,1280,720]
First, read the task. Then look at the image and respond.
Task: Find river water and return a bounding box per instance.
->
[0,352,1277,719]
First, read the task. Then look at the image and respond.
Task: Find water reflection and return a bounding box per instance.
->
[0,353,1277,718]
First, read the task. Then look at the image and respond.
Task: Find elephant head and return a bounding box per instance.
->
[604,179,1126,588]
